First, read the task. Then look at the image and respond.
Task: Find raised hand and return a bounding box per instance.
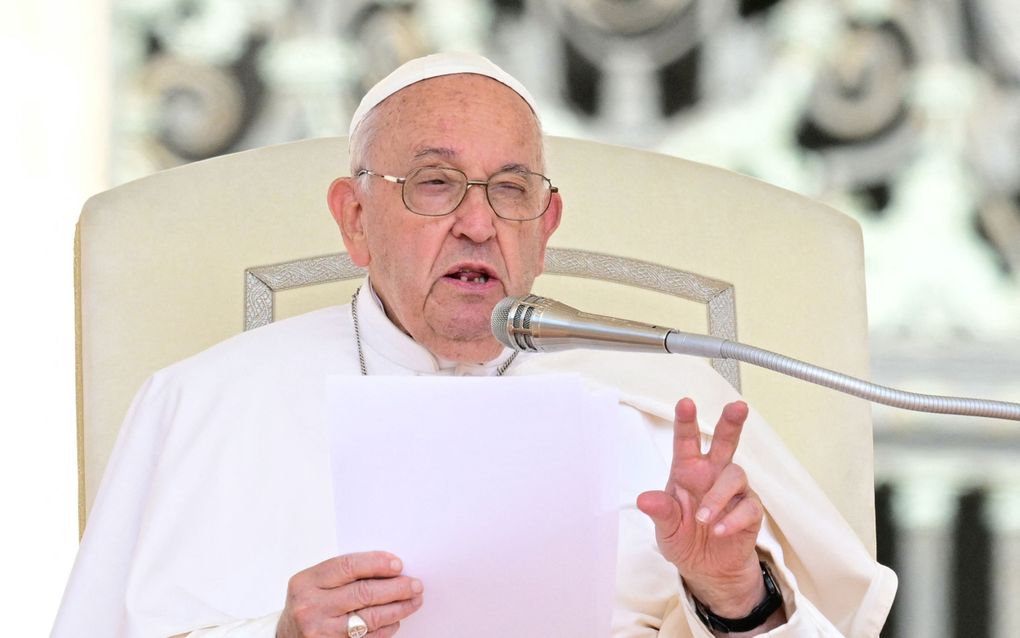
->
[637,398,767,618]
[276,551,423,638]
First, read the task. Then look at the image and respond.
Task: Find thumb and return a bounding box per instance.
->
[637,489,688,536]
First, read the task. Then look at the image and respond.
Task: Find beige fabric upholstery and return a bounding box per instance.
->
[76,136,875,554]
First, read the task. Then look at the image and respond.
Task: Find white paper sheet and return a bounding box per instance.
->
[325,374,619,638]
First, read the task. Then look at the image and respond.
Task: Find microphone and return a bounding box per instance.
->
[491,295,1020,421]
[491,294,726,357]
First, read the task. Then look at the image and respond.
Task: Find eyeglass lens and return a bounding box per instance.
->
[403,167,551,220]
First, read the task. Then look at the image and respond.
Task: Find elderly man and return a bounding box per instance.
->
[52,53,895,638]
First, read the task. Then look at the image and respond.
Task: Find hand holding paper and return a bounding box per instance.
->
[277,551,422,638]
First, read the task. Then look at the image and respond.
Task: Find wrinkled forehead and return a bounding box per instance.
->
[358,74,545,169]
[378,73,538,125]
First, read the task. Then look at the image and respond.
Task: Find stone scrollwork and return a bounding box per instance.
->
[112,0,1020,327]
[143,55,250,161]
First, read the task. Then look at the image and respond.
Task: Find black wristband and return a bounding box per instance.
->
[692,562,783,634]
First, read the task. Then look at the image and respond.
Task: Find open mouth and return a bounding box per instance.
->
[444,266,495,285]
[446,269,489,284]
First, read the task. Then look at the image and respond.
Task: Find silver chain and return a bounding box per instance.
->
[350,286,518,376]
[494,348,520,376]
[351,287,369,376]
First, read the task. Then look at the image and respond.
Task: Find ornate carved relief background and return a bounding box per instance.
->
[111,0,1020,343]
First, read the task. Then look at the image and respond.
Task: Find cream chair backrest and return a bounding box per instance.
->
[76,136,875,553]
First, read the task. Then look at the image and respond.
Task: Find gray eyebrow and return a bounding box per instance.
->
[412,147,458,160]
[498,163,532,174]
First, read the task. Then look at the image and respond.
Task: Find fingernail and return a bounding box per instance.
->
[390,559,402,572]
[413,595,423,608]
[411,578,423,593]
[713,523,726,536]
[696,507,711,523]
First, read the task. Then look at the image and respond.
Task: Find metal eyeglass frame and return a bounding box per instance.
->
[356,166,558,221]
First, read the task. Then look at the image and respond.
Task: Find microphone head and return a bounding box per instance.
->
[490,296,519,350]
[491,294,549,352]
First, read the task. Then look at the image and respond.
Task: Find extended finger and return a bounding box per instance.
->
[707,401,749,466]
[672,398,702,462]
[339,597,423,636]
[314,552,405,588]
[694,463,749,526]
[369,622,401,638]
[709,492,764,537]
[329,576,423,615]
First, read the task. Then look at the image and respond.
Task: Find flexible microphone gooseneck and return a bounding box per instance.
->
[491,295,1020,422]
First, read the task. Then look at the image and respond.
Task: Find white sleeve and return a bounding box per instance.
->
[184,611,282,637]
[52,362,337,638]
[51,375,177,638]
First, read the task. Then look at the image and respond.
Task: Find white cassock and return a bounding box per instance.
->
[52,283,896,638]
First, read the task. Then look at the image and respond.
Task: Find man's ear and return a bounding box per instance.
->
[535,190,563,269]
[326,177,371,267]
[542,190,563,239]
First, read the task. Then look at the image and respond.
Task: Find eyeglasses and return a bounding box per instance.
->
[356,166,558,221]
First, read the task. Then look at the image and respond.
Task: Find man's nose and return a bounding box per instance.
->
[450,183,497,242]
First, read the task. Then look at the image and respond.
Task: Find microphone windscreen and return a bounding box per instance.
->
[490,297,518,349]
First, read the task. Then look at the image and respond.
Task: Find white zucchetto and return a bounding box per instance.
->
[348,51,539,138]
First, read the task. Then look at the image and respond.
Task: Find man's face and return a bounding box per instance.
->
[330,74,562,363]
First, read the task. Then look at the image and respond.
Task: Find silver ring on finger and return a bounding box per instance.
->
[347,611,369,638]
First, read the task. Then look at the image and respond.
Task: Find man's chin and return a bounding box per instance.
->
[424,333,505,364]
[423,307,505,359]
[433,318,497,345]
